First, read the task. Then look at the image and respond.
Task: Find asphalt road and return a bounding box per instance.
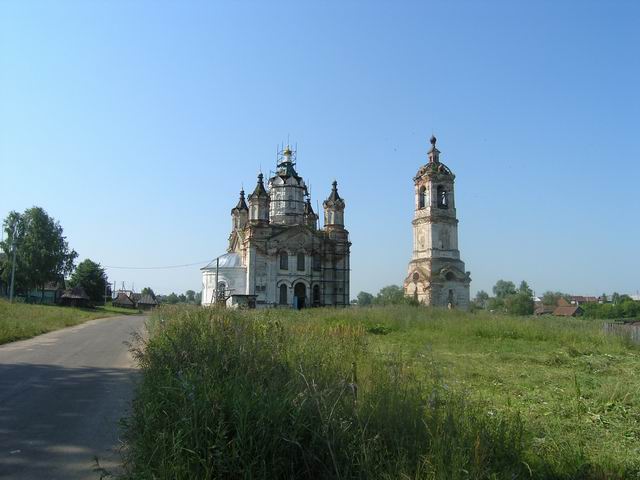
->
[0,314,147,479]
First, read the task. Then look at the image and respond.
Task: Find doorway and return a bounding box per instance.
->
[294,283,306,309]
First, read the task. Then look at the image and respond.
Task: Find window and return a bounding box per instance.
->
[279,284,288,305]
[279,252,288,270]
[312,255,321,271]
[418,186,426,209]
[216,282,226,302]
[437,186,448,209]
[313,285,320,306]
[297,252,305,271]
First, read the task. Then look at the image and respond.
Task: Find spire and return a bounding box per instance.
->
[304,197,315,215]
[327,180,342,202]
[323,180,346,228]
[231,189,248,213]
[249,173,268,199]
[428,135,441,163]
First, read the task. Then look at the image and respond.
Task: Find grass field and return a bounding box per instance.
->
[123,306,640,479]
[0,299,141,345]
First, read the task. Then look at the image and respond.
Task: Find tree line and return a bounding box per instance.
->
[140,287,201,305]
[1,207,109,304]
[353,280,536,315]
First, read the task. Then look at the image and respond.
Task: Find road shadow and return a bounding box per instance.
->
[0,363,139,479]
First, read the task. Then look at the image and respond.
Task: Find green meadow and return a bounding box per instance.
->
[123,306,640,479]
[0,299,139,344]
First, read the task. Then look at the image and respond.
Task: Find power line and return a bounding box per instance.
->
[104,260,212,270]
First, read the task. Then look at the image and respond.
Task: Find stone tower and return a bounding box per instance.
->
[404,136,471,309]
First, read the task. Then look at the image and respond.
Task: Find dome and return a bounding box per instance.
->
[202,253,243,270]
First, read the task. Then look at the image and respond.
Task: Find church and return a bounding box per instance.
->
[404,136,471,309]
[201,145,350,308]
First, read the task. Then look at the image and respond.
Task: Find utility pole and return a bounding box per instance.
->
[9,222,18,303]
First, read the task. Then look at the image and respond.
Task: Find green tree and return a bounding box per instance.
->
[165,292,179,304]
[541,291,569,306]
[1,207,77,300]
[68,259,107,303]
[505,292,534,316]
[141,287,156,300]
[373,285,407,306]
[486,297,505,312]
[518,281,533,297]
[178,293,187,303]
[611,292,620,305]
[356,291,374,306]
[473,290,490,309]
[492,280,516,299]
[194,291,202,305]
[186,290,196,303]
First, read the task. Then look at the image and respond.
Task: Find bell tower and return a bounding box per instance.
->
[404,136,471,309]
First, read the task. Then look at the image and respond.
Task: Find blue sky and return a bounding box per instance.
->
[1,1,638,298]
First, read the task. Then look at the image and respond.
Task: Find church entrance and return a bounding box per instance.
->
[294,283,306,309]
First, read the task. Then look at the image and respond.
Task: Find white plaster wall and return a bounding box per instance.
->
[201,268,247,306]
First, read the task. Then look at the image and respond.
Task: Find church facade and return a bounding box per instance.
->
[202,146,350,308]
[404,136,471,309]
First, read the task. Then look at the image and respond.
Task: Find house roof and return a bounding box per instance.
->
[553,305,583,317]
[534,305,555,315]
[113,292,135,306]
[61,286,90,300]
[137,294,158,305]
[570,296,598,303]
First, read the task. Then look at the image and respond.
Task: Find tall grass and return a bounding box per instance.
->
[123,306,528,479]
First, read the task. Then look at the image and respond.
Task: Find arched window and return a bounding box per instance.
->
[216,282,226,302]
[279,284,288,305]
[297,252,305,271]
[437,186,448,209]
[279,252,288,270]
[418,186,426,209]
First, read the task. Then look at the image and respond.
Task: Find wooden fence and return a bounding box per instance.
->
[604,322,640,344]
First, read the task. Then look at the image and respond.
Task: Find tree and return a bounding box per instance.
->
[505,292,534,316]
[492,280,516,299]
[611,292,621,305]
[194,291,202,305]
[373,285,407,306]
[178,293,187,303]
[518,281,533,297]
[473,290,490,309]
[165,292,179,304]
[141,287,156,300]
[356,291,374,306]
[1,207,77,300]
[186,290,196,303]
[68,259,107,303]
[541,291,569,306]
